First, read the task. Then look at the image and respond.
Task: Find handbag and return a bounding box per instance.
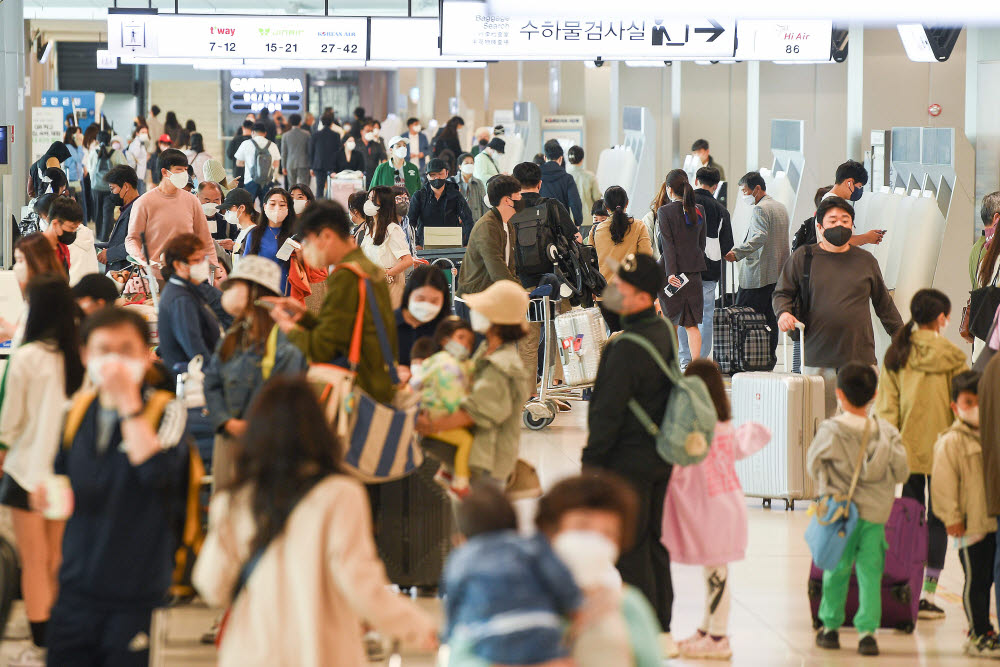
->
[973,308,999,373]
[969,269,1000,341]
[304,263,422,483]
[804,420,871,571]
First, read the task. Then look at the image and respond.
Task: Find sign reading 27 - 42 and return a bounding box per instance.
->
[440,1,736,60]
[107,12,368,61]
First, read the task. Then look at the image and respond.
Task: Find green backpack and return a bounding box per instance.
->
[618,323,718,466]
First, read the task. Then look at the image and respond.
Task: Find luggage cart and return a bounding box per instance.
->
[522,286,595,430]
[432,257,458,308]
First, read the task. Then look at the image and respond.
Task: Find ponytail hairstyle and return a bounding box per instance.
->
[883,288,951,372]
[665,168,698,225]
[603,185,631,245]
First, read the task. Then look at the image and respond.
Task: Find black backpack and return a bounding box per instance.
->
[510,203,557,278]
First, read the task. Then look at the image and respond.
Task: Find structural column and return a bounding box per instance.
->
[746,60,759,171]
[0,0,27,267]
[846,25,864,159]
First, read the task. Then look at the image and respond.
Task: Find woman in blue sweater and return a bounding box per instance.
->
[244,187,297,295]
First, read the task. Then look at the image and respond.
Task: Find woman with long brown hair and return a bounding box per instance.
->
[657,169,707,363]
[359,185,414,308]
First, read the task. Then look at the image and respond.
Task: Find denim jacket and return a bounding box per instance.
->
[158,278,231,380]
[204,328,308,432]
[442,531,581,665]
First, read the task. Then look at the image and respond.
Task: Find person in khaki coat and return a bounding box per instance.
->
[930,371,997,651]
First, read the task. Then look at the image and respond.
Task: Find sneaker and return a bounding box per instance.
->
[364,631,390,661]
[918,599,946,619]
[432,466,454,491]
[815,629,840,650]
[677,629,707,649]
[966,633,1000,658]
[7,645,46,667]
[660,632,680,658]
[681,634,733,660]
[504,459,543,500]
[857,635,879,656]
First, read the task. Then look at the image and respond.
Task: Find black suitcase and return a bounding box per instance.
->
[368,459,453,589]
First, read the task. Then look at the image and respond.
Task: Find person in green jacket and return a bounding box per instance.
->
[267,200,398,404]
[370,135,421,195]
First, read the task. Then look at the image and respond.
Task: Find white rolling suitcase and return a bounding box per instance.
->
[732,325,824,510]
[553,307,607,386]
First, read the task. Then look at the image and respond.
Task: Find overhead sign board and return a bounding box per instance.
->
[734,20,832,61]
[96,49,118,69]
[441,1,735,60]
[107,12,368,61]
[369,18,440,60]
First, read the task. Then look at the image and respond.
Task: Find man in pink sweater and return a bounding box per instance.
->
[126,148,224,282]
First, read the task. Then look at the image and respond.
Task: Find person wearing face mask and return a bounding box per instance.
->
[773,196,903,417]
[472,138,505,185]
[690,139,726,186]
[405,117,429,172]
[100,165,140,273]
[42,307,191,667]
[395,264,452,371]
[332,133,366,180]
[408,158,475,247]
[583,253,680,657]
[204,257,307,489]
[0,276,84,665]
[432,116,465,161]
[244,188,297,295]
[218,188,259,270]
[125,124,150,193]
[370,136,421,195]
[539,140,584,227]
[306,113,342,200]
[126,148,224,283]
[266,201,399,405]
[390,185,418,258]
[359,187,414,308]
[48,194,100,287]
[279,113,311,189]
[40,196,85,277]
[234,122,281,209]
[874,288,967,620]
[359,119,388,186]
[416,279,530,485]
[453,153,488,222]
[62,126,89,220]
[724,171,790,366]
[930,371,996,657]
[27,141,73,199]
[87,131,128,241]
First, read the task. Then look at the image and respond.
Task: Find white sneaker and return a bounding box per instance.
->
[7,645,46,667]
[660,632,680,658]
[3,602,30,640]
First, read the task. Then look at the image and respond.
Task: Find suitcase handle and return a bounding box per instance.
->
[783,321,805,372]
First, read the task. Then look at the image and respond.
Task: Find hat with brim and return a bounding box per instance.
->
[462,279,529,327]
[220,187,255,212]
[223,255,282,296]
[388,135,408,148]
[158,134,172,144]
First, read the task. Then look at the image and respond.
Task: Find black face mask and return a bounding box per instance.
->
[58,230,78,245]
[110,192,124,207]
[821,225,852,247]
[429,178,446,189]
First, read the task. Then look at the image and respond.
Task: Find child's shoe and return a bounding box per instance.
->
[815,629,840,650]
[433,466,454,491]
[966,632,1000,658]
[680,633,732,660]
[677,629,707,650]
[917,598,946,619]
[857,634,879,656]
[660,632,680,658]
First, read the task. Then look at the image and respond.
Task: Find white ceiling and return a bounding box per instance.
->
[23,0,438,18]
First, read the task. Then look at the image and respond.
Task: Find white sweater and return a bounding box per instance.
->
[0,342,69,492]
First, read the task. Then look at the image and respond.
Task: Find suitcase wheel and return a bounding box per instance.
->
[762,498,772,509]
[785,499,794,511]
[891,583,912,606]
[897,622,915,634]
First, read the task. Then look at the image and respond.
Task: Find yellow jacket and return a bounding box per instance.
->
[875,329,968,474]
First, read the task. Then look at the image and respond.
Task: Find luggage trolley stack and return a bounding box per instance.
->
[522,286,608,430]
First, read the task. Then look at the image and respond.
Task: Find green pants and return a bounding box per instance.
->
[819,519,888,635]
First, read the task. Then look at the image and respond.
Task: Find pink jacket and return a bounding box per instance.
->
[661,421,771,566]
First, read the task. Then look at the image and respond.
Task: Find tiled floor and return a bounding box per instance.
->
[2,404,988,665]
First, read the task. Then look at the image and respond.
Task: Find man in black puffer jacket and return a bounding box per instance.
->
[539,139,583,227]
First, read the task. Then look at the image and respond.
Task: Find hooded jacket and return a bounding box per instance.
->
[806,414,909,525]
[931,420,996,536]
[875,329,968,474]
[539,161,583,226]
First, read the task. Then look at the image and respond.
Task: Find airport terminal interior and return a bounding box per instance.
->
[2,0,1000,665]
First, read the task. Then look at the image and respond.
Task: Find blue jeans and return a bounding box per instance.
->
[677,279,717,368]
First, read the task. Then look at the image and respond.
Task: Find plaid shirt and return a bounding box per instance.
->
[731,195,790,288]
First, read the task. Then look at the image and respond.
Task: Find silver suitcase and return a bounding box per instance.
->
[553,307,607,386]
[731,327,824,510]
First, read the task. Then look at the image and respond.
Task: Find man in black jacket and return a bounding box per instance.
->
[583,253,676,654]
[309,112,343,199]
[681,166,734,367]
[408,158,474,247]
[101,165,141,272]
[226,120,253,187]
[539,139,583,227]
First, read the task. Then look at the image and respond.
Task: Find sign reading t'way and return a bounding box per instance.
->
[440,1,736,60]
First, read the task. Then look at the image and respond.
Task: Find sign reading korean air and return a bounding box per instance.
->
[440,1,736,60]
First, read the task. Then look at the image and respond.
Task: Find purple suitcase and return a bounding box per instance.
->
[807,497,928,633]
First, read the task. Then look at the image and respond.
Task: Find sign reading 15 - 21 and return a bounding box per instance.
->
[107,13,368,61]
[440,1,736,59]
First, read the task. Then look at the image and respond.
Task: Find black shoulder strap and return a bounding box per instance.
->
[801,245,814,316]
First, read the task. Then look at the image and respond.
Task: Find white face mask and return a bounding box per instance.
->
[393,146,408,160]
[740,193,755,207]
[552,531,621,589]
[345,140,356,151]
[221,282,248,317]
[460,163,475,175]
[13,262,28,286]
[372,128,381,138]
[958,406,980,428]
[363,200,380,217]
[188,258,210,283]
[407,298,441,323]
[167,171,189,189]
[293,199,308,215]
[265,207,287,224]
[201,202,219,217]
[224,209,240,225]
[470,310,491,333]
[444,339,470,361]
[411,125,422,133]
[364,132,374,142]
[87,353,146,388]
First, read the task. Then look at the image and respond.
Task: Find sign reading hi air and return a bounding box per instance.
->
[440,1,736,60]
[107,12,367,61]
